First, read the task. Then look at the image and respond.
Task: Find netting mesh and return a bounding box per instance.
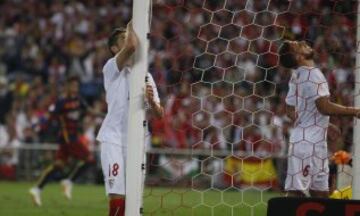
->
[144,0,358,215]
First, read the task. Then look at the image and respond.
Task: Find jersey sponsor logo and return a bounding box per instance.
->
[64,101,80,109]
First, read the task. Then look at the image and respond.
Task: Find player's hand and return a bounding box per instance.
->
[126,20,134,35]
[146,83,154,105]
[125,20,139,50]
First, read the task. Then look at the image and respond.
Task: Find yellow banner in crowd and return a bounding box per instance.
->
[224,156,278,186]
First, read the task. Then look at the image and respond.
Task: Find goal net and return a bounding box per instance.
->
[141,0,359,215]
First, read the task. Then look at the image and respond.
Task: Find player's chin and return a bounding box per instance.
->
[304,50,315,60]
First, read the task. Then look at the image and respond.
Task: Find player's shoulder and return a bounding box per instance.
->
[49,96,66,112]
[289,71,297,83]
[308,67,327,83]
[296,66,325,83]
[103,57,117,71]
[103,57,129,75]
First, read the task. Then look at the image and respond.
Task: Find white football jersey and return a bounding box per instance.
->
[285,66,330,145]
[96,57,160,146]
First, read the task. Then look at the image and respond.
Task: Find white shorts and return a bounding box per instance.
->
[284,141,329,192]
[100,142,126,195]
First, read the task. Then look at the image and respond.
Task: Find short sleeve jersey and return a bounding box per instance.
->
[96,57,160,146]
[285,66,330,144]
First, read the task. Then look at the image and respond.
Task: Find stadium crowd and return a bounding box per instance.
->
[0,0,356,185]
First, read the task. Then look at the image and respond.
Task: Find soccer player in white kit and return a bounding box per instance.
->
[279,40,360,198]
[97,22,164,216]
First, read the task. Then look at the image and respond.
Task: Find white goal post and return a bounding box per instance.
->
[353,0,360,200]
[125,0,151,215]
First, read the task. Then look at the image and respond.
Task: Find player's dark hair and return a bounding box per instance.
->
[67,75,80,83]
[107,28,126,54]
[279,41,298,69]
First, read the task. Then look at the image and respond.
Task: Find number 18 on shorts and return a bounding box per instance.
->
[101,143,127,195]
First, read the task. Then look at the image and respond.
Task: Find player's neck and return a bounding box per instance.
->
[298,59,315,68]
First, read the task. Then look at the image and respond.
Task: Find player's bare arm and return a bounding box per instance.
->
[146,84,164,118]
[115,21,139,69]
[315,96,360,117]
